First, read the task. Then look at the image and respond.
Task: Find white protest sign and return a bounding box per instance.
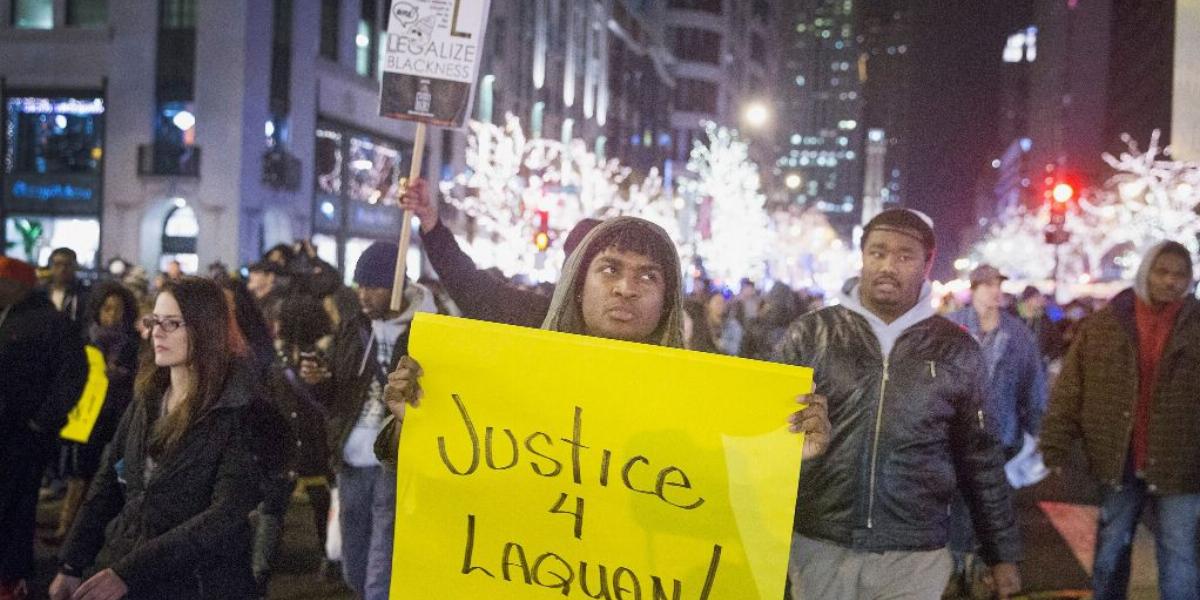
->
[380,0,492,129]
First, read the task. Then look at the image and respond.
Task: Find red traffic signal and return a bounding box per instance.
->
[1052,182,1075,204]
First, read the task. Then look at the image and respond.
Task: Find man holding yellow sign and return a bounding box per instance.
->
[376,217,830,599]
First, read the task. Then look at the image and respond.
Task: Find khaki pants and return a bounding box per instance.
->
[788,534,953,600]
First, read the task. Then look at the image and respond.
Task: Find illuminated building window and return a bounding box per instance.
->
[12,0,53,29]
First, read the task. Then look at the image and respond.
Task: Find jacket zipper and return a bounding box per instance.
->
[866,357,890,528]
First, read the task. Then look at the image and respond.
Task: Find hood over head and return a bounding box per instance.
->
[541,216,685,348]
[1133,240,1195,304]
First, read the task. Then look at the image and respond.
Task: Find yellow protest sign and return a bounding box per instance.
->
[391,313,812,599]
[60,345,109,444]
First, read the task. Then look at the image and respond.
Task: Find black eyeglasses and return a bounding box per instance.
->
[141,315,186,333]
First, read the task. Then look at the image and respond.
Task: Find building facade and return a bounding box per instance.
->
[468,0,677,177]
[664,0,781,166]
[855,0,911,225]
[778,0,866,237]
[1175,0,1200,160]
[1,0,458,276]
[2,0,785,275]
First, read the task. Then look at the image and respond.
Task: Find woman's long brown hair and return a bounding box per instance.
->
[134,276,240,458]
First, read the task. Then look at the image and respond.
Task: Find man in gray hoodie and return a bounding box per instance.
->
[777,209,1022,599]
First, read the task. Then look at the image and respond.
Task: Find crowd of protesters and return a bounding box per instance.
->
[0,176,1195,600]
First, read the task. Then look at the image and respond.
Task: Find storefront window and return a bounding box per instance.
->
[12,0,53,29]
[313,120,422,281]
[5,96,105,175]
[4,216,100,268]
[3,93,105,266]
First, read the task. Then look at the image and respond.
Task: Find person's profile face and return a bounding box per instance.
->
[579,247,666,344]
[149,292,190,368]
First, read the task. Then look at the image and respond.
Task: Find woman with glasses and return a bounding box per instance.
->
[50,277,262,600]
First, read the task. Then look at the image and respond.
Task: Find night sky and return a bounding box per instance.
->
[904,1,1030,277]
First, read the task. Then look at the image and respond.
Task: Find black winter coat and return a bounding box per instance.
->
[317,313,410,471]
[777,306,1022,565]
[0,290,87,438]
[60,367,262,599]
[266,360,331,479]
[422,221,548,327]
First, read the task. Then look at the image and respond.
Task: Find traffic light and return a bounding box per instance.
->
[1051,182,1075,204]
[534,210,550,252]
[1045,181,1075,244]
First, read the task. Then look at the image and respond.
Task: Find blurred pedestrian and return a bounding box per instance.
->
[0,257,87,600]
[1040,241,1200,600]
[51,276,263,600]
[730,277,762,326]
[705,293,743,355]
[46,281,141,546]
[682,298,720,353]
[1016,285,1064,364]
[740,282,802,361]
[299,241,436,600]
[219,279,276,376]
[256,294,337,589]
[43,248,90,335]
[945,265,1047,595]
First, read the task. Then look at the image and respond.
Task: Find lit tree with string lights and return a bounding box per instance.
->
[438,113,681,281]
[971,129,1200,288]
[1095,129,1200,272]
[683,122,772,285]
[768,207,860,294]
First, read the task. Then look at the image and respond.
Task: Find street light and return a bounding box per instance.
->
[785,173,803,190]
[742,102,770,129]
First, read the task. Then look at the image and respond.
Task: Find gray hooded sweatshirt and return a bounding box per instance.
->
[836,277,937,357]
[1133,240,1196,304]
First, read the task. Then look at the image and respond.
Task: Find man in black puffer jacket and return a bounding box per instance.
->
[777,209,1022,599]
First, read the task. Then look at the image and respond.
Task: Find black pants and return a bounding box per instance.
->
[0,427,55,581]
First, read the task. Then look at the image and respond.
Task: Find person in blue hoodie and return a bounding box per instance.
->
[776,209,1023,600]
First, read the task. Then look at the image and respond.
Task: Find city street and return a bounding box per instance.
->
[28,464,1162,599]
[3,1,1197,599]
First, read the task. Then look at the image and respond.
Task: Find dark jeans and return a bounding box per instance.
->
[0,428,55,581]
[1093,465,1200,600]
